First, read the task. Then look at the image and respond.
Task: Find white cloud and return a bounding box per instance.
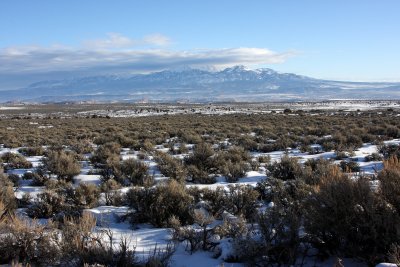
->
[142,33,171,46]
[83,33,137,49]
[82,33,171,49]
[0,33,295,85]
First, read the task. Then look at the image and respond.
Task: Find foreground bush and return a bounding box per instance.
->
[185,143,216,183]
[0,216,60,265]
[127,180,194,227]
[43,150,81,182]
[120,158,149,185]
[379,156,400,213]
[304,166,400,264]
[1,152,32,170]
[154,151,187,183]
[215,146,250,182]
[0,169,16,220]
[267,155,304,180]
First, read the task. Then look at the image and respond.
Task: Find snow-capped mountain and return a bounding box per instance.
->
[1,66,400,102]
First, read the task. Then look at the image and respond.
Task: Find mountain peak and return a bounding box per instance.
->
[2,66,399,103]
[221,65,250,73]
[167,65,195,72]
[254,68,277,75]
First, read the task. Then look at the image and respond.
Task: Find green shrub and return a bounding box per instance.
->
[126,180,194,227]
[0,169,16,219]
[364,152,383,162]
[43,150,81,182]
[1,152,32,170]
[267,155,304,181]
[304,167,400,265]
[185,143,216,183]
[90,142,121,165]
[18,146,45,156]
[27,190,65,218]
[339,160,360,172]
[0,216,60,265]
[73,183,100,208]
[154,152,187,183]
[120,158,149,185]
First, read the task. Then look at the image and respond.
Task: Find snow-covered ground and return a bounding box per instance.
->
[2,137,399,266]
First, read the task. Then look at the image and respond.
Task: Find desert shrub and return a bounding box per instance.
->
[1,152,32,170]
[195,187,228,217]
[179,131,202,144]
[220,161,248,182]
[224,185,259,220]
[120,158,149,185]
[169,215,201,253]
[0,169,16,219]
[192,209,215,250]
[379,144,400,159]
[169,209,215,252]
[100,154,122,183]
[249,159,260,171]
[18,193,32,208]
[154,151,187,183]
[189,185,259,220]
[27,190,66,218]
[214,215,248,239]
[303,158,334,185]
[387,244,400,266]
[178,143,189,154]
[60,212,96,260]
[299,144,313,154]
[73,183,100,208]
[101,179,125,206]
[320,139,336,152]
[0,200,6,222]
[7,173,20,186]
[60,212,138,266]
[229,236,264,264]
[186,165,215,184]
[90,142,121,165]
[252,178,312,265]
[267,155,304,181]
[24,170,50,186]
[334,150,349,160]
[185,143,216,183]
[304,167,400,264]
[126,180,194,227]
[339,160,360,172]
[365,152,383,162]
[258,155,271,164]
[379,156,400,213]
[70,140,94,154]
[214,146,251,182]
[144,243,175,267]
[17,146,45,156]
[21,171,35,180]
[43,150,81,182]
[236,136,258,151]
[344,134,363,150]
[386,125,400,138]
[28,180,83,219]
[28,170,50,186]
[141,139,155,152]
[0,216,60,265]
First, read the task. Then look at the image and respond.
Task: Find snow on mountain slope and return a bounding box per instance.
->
[1,66,399,102]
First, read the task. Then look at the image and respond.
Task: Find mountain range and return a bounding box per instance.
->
[1,66,400,103]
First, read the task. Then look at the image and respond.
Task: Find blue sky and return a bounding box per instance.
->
[0,0,399,89]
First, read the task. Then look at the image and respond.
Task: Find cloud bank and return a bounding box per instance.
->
[0,33,294,88]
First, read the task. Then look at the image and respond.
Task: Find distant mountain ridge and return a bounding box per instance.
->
[1,66,400,103]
